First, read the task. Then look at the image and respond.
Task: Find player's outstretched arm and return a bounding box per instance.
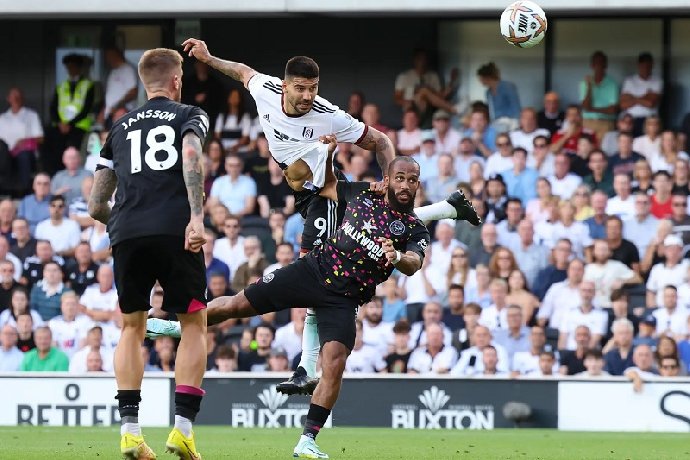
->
[182,38,257,87]
[378,237,422,276]
[355,126,395,173]
[182,132,207,252]
[88,168,118,225]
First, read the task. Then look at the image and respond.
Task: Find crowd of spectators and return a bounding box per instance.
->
[1,46,690,392]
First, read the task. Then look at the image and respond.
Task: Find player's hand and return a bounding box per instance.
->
[369,181,386,195]
[319,134,338,154]
[182,38,212,63]
[185,219,206,252]
[377,237,398,265]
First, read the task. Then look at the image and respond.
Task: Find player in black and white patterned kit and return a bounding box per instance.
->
[88,48,207,459]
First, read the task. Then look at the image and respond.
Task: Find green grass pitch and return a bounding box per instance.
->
[0,426,687,459]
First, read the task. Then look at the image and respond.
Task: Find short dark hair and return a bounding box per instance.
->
[664,284,678,293]
[512,147,527,157]
[606,215,623,227]
[387,156,420,176]
[448,283,464,294]
[540,350,555,360]
[285,56,319,79]
[393,319,411,334]
[610,288,628,302]
[216,345,236,360]
[533,135,549,145]
[589,149,606,162]
[638,52,653,64]
[591,50,608,65]
[584,348,603,360]
[653,170,672,180]
[276,242,294,252]
[50,194,65,204]
[255,322,276,337]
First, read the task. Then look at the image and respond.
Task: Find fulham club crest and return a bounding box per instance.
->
[389,220,406,236]
[262,273,275,283]
[302,127,314,139]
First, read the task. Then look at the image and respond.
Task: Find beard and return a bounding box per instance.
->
[387,186,415,213]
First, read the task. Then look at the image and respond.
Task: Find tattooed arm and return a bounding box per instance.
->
[182,38,257,87]
[88,168,118,225]
[355,126,396,173]
[182,132,207,251]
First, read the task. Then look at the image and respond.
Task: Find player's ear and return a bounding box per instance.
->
[383,175,390,188]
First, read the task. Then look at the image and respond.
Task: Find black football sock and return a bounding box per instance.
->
[116,390,141,424]
[302,403,330,440]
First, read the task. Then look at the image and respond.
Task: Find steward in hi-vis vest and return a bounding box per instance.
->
[45,53,96,174]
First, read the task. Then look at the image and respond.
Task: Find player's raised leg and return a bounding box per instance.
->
[116,310,157,460]
[293,340,348,459]
[414,189,482,225]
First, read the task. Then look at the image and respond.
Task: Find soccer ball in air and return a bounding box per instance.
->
[500,1,547,48]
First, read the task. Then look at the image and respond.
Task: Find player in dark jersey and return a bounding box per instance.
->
[151,139,430,459]
[276,169,480,396]
[88,48,208,460]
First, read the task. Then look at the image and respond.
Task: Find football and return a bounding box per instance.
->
[500,1,547,48]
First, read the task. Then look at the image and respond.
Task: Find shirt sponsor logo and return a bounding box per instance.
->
[342,222,385,260]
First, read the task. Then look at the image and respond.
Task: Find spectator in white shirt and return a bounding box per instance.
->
[633,115,661,159]
[484,133,515,179]
[510,107,551,154]
[0,324,24,371]
[208,154,257,216]
[431,110,461,155]
[538,258,584,328]
[35,195,81,258]
[425,154,458,203]
[451,325,509,376]
[49,291,92,357]
[496,198,523,253]
[606,173,635,219]
[99,46,137,127]
[396,109,422,156]
[646,234,689,308]
[473,345,508,377]
[213,215,246,279]
[274,308,305,362]
[79,264,118,325]
[0,87,43,189]
[548,152,582,200]
[527,135,555,177]
[620,53,663,137]
[480,278,510,332]
[408,301,452,350]
[429,220,463,276]
[652,285,689,338]
[407,322,458,374]
[69,325,114,373]
[86,349,104,372]
[624,344,658,393]
[512,326,557,376]
[559,281,608,350]
[345,320,386,373]
[576,349,610,377]
[550,200,593,259]
[454,138,482,183]
[412,130,440,184]
[623,192,658,258]
[361,298,394,358]
[534,351,557,377]
[583,239,640,308]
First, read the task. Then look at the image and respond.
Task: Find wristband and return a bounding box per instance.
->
[392,250,402,265]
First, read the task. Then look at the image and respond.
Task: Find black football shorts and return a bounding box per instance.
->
[300,195,340,252]
[243,257,357,350]
[112,235,207,314]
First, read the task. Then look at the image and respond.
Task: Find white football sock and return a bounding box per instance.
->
[121,422,141,436]
[414,200,457,223]
[298,311,320,377]
[174,415,193,438]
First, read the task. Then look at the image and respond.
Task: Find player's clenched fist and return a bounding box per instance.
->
[377,237,398,265]
[182,38,212,64]
[185,221,206,252]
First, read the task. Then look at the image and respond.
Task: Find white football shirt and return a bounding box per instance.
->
[246,73,367,187]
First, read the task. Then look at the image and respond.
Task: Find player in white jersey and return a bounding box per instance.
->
[182,38,396,190]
